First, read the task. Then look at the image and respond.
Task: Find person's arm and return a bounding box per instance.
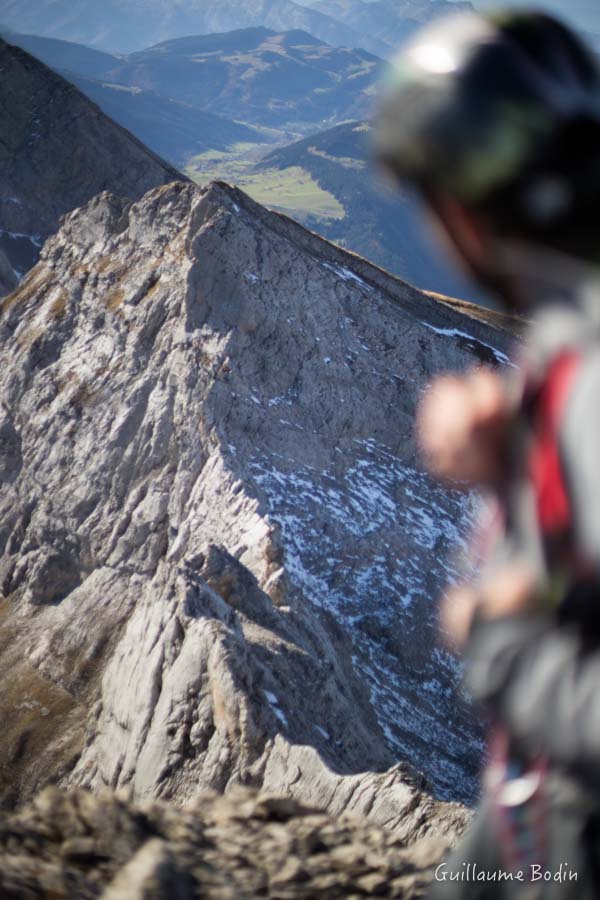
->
[465,612,600,775]
[463,354,600,772]
[560,349,600,571]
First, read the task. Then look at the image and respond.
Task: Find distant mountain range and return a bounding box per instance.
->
[0,0,465,56]
[105,28,386,128]
[0,0,389,56]
[303,0,473,55]
[1,24,483,299]
[62,74,262,166]
[0,28,120,77]
[3,27,386,133]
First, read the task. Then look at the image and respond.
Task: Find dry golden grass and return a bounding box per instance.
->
[104,287,126,311]
[1,266,49,313]
[49,290,68,319]
[426,291,525,337]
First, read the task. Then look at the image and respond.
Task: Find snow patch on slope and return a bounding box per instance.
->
[248,435,483,801]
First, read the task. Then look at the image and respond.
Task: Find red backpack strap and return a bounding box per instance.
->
[528,350,582,537]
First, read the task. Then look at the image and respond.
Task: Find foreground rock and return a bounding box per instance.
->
[0,39,182,292]
[0,179,512,824]
[0,786,451,899]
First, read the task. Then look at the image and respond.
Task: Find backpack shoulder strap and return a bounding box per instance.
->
[528,350,582,538]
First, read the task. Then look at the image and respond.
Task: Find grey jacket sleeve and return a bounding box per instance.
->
[465,614,600,775]
[460,347,600,773]
[561,348,600,569]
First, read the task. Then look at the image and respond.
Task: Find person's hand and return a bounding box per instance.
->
[417,367,511,486]
[440,562,540,651]
[478,561,540,620]
[439,583,480,651]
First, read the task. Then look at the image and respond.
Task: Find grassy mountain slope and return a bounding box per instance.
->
[61,72,263,165]
[105,28,386,128]
[186,151,346,222]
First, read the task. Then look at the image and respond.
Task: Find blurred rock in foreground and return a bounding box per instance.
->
[0,786,452,899]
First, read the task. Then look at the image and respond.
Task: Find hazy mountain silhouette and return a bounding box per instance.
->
[0,0,390,55]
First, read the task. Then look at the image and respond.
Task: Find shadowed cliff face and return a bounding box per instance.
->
[0,39,182,293]
[0,179,513,827]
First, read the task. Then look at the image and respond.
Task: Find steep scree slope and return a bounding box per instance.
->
[0,39,182,293]
[0,181,512,823]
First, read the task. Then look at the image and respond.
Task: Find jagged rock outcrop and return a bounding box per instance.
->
[0,786,450,898]
[0,39,182,292]
[0,180,513,831]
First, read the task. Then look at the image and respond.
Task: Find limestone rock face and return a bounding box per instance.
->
[0,786,450,898]
[0,180,512,831]
[0,39,182,291]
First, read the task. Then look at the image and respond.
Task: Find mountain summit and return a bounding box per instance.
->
[0,177,512,819]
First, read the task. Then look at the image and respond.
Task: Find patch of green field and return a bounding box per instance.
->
[237,168,345,220]
[185,146,345,221]
[187,142,260,164]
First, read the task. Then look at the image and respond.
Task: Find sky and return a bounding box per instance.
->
[344,0,600,40]
[469,1,600,36]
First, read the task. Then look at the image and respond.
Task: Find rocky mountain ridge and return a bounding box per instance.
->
[0,175,512,830]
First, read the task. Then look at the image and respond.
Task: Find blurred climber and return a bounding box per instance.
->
[375,9,600,898]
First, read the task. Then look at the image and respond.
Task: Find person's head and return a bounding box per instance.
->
[375,9,600,307]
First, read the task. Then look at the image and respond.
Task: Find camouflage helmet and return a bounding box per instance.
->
[375,9,600,253]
